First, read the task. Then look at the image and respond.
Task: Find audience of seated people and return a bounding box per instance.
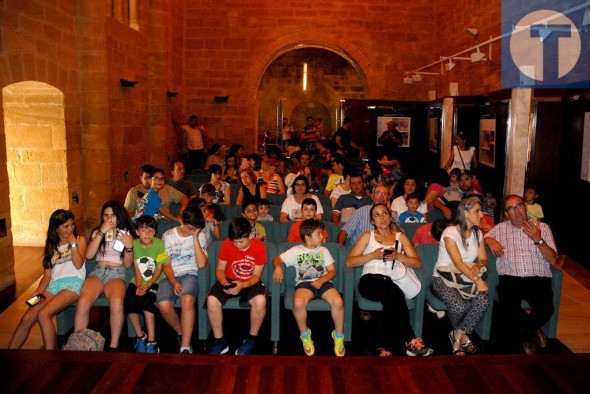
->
[19,130,564,358]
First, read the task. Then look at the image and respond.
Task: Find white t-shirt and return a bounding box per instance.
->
[279,244,334,286]
[162,227,208,277]
[281,194,324,221]
[390,196,428,216]
[450,146,476,171]
[50,242,85,282]
[434,225,481,277]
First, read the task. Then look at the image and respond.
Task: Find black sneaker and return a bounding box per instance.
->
[235,338,256,355]
[209,339,229,355]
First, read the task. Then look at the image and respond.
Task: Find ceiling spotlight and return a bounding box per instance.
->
[465,28,479,37]
[412,73,423,82]
[403,75,413,84]
[445,59,456,71]
[471,48,486,62]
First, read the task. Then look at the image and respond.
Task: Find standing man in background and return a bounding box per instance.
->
[181,115,206,173]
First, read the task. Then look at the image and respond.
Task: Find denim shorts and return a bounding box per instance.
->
[88,266,126,285]
[296,281,335,299]
[46,276,84,296]
[156,274,198,305]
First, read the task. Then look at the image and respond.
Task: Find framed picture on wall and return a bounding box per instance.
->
[429,117,438,153]
[479,118,496,168]
[376,116,411,147]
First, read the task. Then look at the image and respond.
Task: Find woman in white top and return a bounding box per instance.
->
[9,210,87,350]
[390,176,428,219]
[346,203,433,357]
[431,196,488,356]
[74,200,136,351]
[445,131,478,172]
[280,175,323,223]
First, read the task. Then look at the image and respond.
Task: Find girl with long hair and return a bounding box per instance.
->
[9,209,87,349]
[74,200,137,351]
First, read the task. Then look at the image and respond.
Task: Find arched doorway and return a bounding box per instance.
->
[257,44,367,144]
[2,81,69,246]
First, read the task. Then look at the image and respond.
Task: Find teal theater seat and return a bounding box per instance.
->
[271,242,352,353]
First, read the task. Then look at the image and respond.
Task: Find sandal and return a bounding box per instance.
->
[461,337,477,354]
[448,331,465,356]
[377,347,393,357]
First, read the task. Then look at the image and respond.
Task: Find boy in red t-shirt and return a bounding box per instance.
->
[206,217,267,355]
[288,198,328,243]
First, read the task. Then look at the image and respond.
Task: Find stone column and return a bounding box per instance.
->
[504,88,533,197]
[440,97,455,168]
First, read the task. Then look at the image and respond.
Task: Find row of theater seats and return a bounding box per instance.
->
[55,240,562,354]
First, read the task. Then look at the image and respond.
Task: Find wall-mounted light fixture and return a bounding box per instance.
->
[120,79,138,87]
[403,71,439,84]
[471,47,486,62]
[167,91,179,97]
[302,63,308,91]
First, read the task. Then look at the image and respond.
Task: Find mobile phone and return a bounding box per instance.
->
[26,294,46,307]
[223,282,237,290]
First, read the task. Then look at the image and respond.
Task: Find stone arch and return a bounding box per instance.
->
[244,32,379,99]
[2,81,69,246]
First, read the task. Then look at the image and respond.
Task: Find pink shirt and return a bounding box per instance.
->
[485,221,556,278]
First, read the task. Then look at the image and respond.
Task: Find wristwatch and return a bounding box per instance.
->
[124,247,134,253]
[70,243,78,249]
[534,239,544,245]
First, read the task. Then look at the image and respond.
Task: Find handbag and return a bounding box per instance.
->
[437,263,487,299]
[388,233,421,299]
[62,328,105,351]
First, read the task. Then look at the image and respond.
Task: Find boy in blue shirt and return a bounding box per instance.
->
[399,193,426,223]
[273,219,345,356]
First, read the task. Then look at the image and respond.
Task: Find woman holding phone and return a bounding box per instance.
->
[8,209,87,350]
[346,203,433,357]
[74,200,136,351]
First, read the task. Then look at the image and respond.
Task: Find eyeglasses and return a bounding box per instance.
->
[152,177,165,182]
[374,191,389,196]
[505,202,526,213]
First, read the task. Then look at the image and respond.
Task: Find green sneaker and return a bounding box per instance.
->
[332,331,345,357]
[300,329,315,356]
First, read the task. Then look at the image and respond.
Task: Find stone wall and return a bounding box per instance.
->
[182,0,438,152]
[434,0,502,97]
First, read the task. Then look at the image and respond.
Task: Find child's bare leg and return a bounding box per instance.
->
[322,288,344,333]
[127,313,144,337]
[293,288,314,333]
[248,295,266,335]
[144,311,156,342]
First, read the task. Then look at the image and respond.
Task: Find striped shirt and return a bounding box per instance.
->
[342,203,399,245]
[484,221,556,278]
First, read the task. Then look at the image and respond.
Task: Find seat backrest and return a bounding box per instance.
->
[269,204,281,222]
[258,221,280,242]
[399,222,424,245]
[323,221,341,243]
[278,221,294,243]
[415,243,440,287]
[428,208,445,222]
[277,242,346,293]
[206,240,276,289]
[220,205,238,221]
[267,194,284,206]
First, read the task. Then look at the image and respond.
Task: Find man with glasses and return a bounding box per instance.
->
[125,164,189,222]
[337,184,397,245]
[485,194,558,355]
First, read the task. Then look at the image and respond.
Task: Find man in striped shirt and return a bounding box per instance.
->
[337,183,397,245]
[485,194,558,355]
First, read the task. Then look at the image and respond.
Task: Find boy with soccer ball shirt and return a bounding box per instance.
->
[126,215,168,353]
[207,217,268,355]
[273,219,345,356]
